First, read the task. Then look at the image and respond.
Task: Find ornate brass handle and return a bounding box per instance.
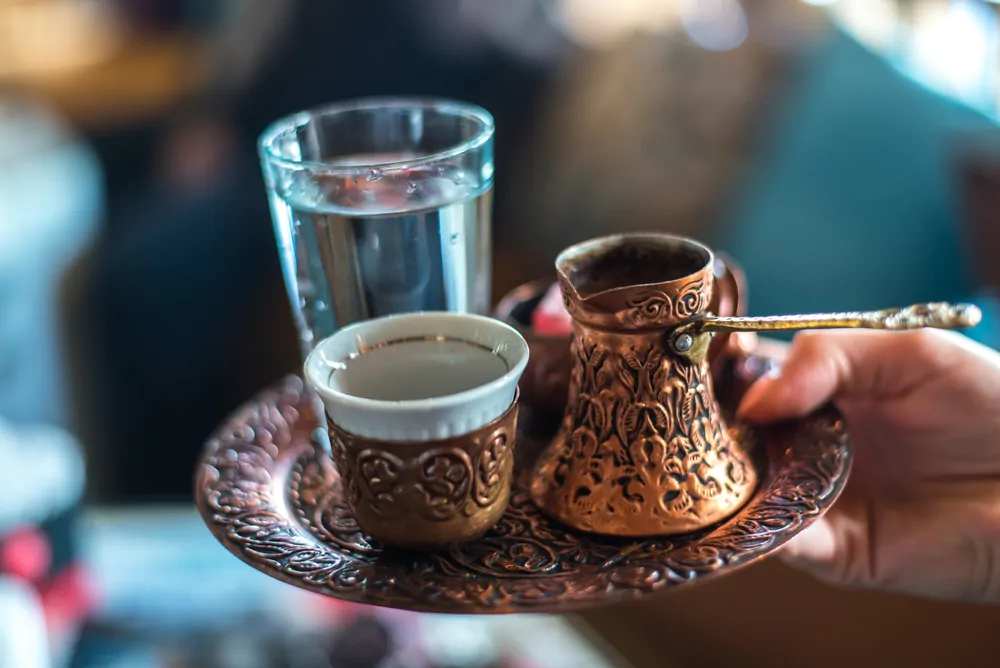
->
[670,302,981,357]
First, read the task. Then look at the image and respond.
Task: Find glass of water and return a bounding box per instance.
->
[259,98,495,357]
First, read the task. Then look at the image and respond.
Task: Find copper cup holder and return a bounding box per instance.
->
[326,392,520,549]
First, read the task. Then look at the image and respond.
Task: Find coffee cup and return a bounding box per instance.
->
[303,312,529,548]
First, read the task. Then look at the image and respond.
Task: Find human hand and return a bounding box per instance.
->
[737,329,1000,602]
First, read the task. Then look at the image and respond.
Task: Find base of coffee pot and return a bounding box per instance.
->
[530,420,759,537]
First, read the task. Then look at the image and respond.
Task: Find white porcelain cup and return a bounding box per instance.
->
[303,312,529,442]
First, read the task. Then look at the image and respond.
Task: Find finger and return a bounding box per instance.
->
[750,336,790,362]
[779,520,848,586]
[780,509,872,588]
[780,518,839,569]
[737,329,962,424]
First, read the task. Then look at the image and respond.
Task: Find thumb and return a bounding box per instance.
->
[778,511,871,587]
[736,329,960,424]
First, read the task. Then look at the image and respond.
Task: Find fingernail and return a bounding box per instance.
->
[736,368,781,421]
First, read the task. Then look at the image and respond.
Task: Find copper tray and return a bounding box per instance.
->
[195,351,851,615]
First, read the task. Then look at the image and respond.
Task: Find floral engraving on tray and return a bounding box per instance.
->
[196,374,850,613]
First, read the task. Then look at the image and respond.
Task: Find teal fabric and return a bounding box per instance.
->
[715,28,999,346]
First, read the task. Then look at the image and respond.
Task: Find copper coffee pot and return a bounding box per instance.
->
[531,234,980,537]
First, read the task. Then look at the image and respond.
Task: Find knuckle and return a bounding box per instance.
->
[903,329,946,361]
[790,330,829,358]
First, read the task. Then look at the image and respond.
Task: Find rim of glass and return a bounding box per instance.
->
[258,97,495,173]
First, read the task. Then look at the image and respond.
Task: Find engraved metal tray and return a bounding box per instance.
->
[195,353,851,614]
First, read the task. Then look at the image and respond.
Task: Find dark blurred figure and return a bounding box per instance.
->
[500,0,998,345]
[72,0,1000,497]
[71,0,566,501]
[512,5,1000,668]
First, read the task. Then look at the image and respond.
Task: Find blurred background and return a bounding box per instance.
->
[3,0,1000,665]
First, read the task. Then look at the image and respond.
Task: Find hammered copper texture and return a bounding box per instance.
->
[195,369,851,615]
[533,234,757,536]
[554,235,716,331]
[495,252,748,417]
[531,331,758,536]
[327,398,517,548]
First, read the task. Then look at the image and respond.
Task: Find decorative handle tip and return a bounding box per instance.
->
[679,302,983,337]
[867,302,982,331]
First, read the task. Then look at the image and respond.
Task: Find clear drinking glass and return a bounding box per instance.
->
[259,98,495,357]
